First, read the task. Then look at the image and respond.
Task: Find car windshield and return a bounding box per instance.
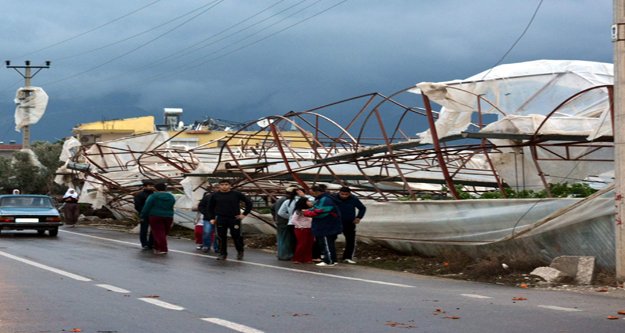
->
[0,196,53,208]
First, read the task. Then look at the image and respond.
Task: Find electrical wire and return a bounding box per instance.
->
[67,0,336,87]
[480,0,544,79]
[54,0,229,62]
[143,0,290,68]
[145,0,347,82]
[42,0,226,86]
[13,0,163,59]
[87,0,298,84]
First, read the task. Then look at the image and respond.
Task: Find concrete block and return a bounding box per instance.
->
[530,267,565,283]
[550,256,579,277]
[549,255,595,285]
[575,256,595,285]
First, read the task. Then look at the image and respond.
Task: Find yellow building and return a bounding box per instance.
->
[73,116,155,145]
[72,114,312,149]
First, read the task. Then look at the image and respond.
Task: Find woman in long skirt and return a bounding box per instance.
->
[62,188,80,227]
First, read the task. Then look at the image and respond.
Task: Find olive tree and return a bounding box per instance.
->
[0,140,64,194]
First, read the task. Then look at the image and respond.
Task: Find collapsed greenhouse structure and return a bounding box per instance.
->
[55,60,617,268]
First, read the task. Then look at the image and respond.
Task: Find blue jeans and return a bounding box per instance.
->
[202,220,219,251]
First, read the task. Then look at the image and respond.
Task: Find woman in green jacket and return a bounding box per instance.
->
[141,183,176,254]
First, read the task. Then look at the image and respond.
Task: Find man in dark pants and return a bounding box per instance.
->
[198,192,220,253]
[134,180,156,249]
[207,180,253,260]
[334,186,366,264]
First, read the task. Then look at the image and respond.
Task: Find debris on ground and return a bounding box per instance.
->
[78,218,624,293]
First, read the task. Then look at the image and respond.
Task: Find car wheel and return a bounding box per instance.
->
[37,230,46,236]
[49,228,59,237]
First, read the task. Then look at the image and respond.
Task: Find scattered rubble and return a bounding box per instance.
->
[530,255,596,285]
[530,267,566,284]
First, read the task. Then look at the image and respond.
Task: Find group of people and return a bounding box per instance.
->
[133,178,366,267]
[134,179,252,260]
[273,184,366,267]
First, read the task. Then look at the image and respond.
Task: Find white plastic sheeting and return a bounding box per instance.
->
[58,136,81,162]
[487,138,613,190]
[60,132,172,210]
[355,186,615,268]
[411,60,613,143]
[14,87,48,131]
[355,198,581,244]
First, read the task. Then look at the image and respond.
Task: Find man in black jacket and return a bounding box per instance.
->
[207,180,253,260]
[134,180,155,249]
[334,186,367,264]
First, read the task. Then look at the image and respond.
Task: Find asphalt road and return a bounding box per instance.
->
[0,226,624,333]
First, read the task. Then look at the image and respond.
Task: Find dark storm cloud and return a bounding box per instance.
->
[0,0,613,142]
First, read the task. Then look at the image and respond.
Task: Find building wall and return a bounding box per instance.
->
[0,144,22,158]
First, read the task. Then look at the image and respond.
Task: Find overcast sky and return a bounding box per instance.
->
[0,0,613,143]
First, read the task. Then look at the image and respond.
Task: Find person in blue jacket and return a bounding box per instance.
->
[309,184,342,266]
[333,186,366,264]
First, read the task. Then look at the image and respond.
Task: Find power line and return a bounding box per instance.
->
[42,0,226,86]
[146,0,347,82]
[54,0,228,62]
[138,0,298,69]
[14,0,163,59]
[186,0,349,73]
[480,0,544,79]
[86,0,295,85]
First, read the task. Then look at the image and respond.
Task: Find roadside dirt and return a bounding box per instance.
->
[80,218,624,294]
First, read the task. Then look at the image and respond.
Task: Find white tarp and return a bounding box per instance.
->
[58,136,82,161]
[356,198,581,243]
[411,60,613,143]
[354,187,615,268]
[14,87,48,131]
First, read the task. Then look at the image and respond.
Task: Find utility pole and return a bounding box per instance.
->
[613,0,625,282]
[4,60,51,149]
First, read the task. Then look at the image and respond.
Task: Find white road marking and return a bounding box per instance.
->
[96,284,130,293]
[460,293,492,299]
[62,230,415,288]
[230,262,415,288]
[61,230,142,247]
[0,250,91,282]
[138,297,185,311]
[537,305,582,312]
[202,318,265,333]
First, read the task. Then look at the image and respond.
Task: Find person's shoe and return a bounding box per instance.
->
[343,259,357,264]
[316,262,336,267]
[153,250,167,255]
[216,255,227,260]
[202,247,210,253]
[141,246,151,251]
[196,245,203,250]
[237,252,244,260]
[312,258,322,263]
